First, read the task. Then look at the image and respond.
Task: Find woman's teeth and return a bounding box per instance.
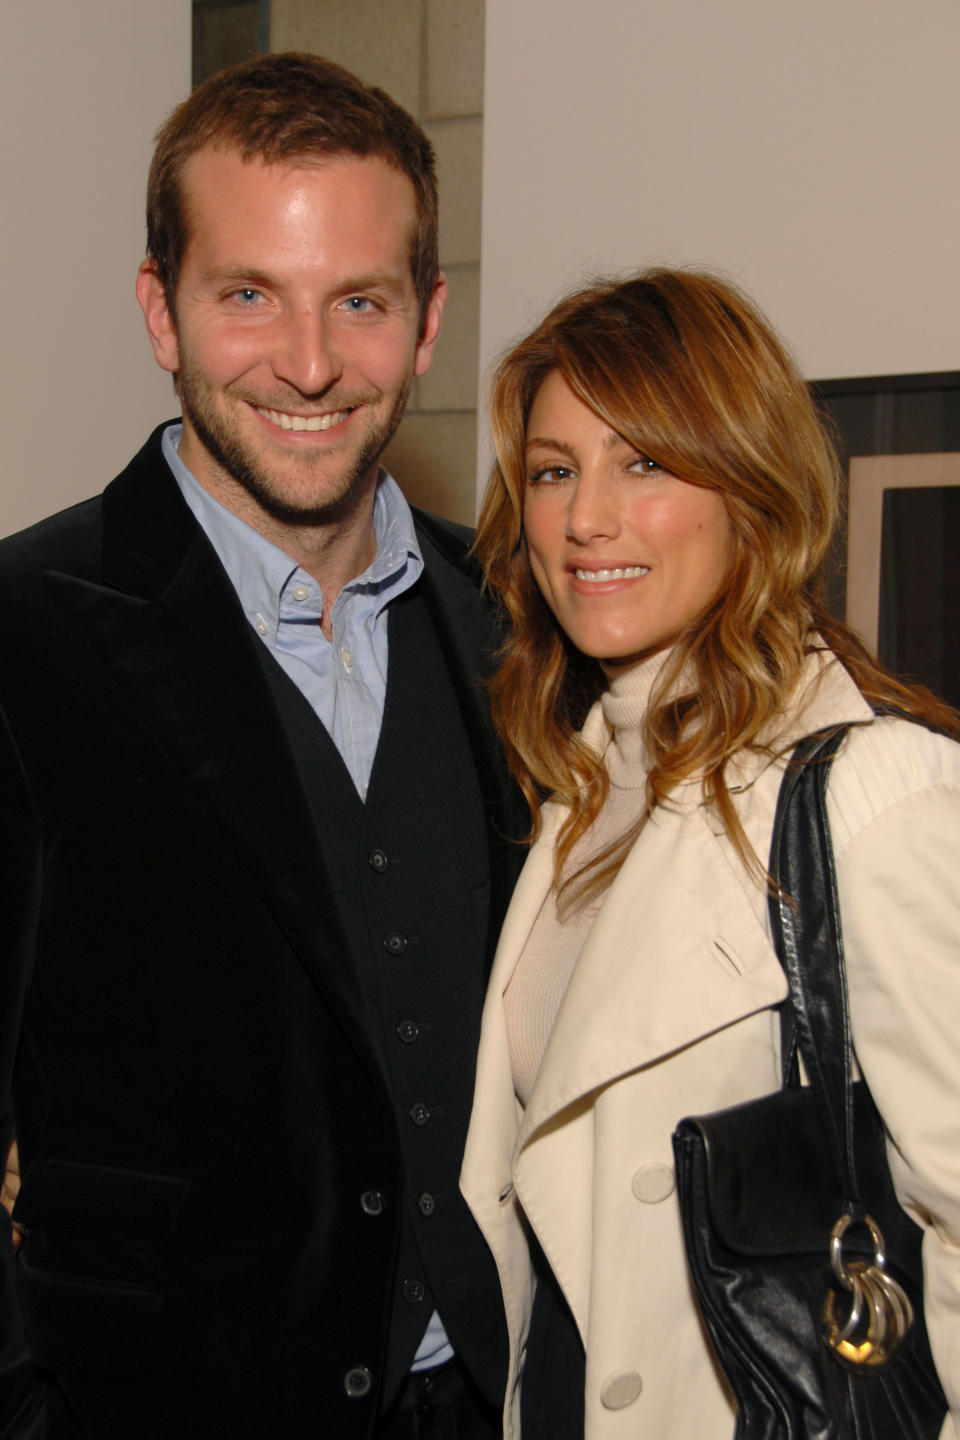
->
[574,566,649,582]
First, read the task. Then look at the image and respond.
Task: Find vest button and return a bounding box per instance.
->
[397,1019,420,1044]
[360,1190,385,1216]
[402,1279,426,1304]
[409,1101,431,1126]
[384,931,408,955]
[368,848,389,873]
[418,1191,436,1217]
[344,1366,374,1399]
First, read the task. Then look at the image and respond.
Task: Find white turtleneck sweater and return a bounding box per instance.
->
[505,652,669,1104]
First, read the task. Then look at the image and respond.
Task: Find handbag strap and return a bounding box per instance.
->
[767,724,861,1206]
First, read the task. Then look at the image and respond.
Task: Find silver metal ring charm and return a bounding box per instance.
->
[822,1211,914,1367]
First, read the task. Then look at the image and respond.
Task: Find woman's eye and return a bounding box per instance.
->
[630,453,662,475]
[528,464,574,486]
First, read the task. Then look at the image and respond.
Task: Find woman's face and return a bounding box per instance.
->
[522,370,732,668]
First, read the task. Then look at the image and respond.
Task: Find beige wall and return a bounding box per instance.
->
[2,2,191,537]
[479,0,960,503]
[271,0,486,524]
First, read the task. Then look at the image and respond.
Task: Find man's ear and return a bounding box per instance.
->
[413,273,447,378]
[136,259,180,374]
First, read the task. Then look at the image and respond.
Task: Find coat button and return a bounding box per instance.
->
[344,1366,374,1398]
[600,1371,643,1409]
[418,1191,436,1216]
[409,1102,430,1126]
[368,848,389,873]
[396,1019,420,1044]
[402,1279,426,1304]
[360,1190,385,1216]
[630,1164,676,1204]
[384,931,408,955]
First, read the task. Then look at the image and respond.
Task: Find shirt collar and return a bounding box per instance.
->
[162,422,423,643]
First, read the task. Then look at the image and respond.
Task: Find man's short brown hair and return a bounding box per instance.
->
[147,51,439,325]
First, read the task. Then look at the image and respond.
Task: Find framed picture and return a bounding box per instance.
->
[813,373,960,708]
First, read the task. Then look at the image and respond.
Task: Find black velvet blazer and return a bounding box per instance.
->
[0,424,523,1439]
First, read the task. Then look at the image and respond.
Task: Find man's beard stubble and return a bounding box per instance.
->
[176,357,412,529]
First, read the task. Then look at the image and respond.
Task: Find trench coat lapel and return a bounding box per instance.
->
[479,695,787,1149]
[502,653,875,1146]
[517,798,788,1145]
[41,428,382,1078]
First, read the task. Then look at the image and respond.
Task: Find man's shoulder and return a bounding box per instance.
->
[0,423,178,581]
[411,506,479,576]
[0,493,105,579]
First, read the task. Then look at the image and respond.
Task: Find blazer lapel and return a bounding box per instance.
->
[43,430,382,1077]
[414,513,529,935]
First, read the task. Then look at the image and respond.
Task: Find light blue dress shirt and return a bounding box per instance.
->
[162,424,453,1372]
[163,424,422,799]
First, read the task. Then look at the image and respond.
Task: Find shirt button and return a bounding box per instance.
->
[255,615,268,636]
[360,1190,385,1216]
[344,1366,374,1399]
[384,931,408,956]
[292,584,309,602]
[418,1192,436,1217]
[341,646,353,669]
[368,848,389,873]
[410,1102,430,1127]
[401,1279,426,1304]
[396,1019,420,1044]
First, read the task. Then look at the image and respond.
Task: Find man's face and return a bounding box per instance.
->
[137,147,444,530]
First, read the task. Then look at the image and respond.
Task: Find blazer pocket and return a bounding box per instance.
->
[14,1158,189,1374]
[17,1259,162,1374]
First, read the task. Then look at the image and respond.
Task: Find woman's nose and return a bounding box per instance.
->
[566,474,620,543]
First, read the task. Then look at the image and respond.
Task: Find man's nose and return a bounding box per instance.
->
[272,308,343,396]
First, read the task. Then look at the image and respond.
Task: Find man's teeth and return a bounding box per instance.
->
[257,407,352,431]
[574,566,649,581]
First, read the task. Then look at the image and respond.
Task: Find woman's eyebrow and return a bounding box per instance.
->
[524,435,577,456]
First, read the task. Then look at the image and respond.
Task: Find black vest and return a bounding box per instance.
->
[258,581,507,1409]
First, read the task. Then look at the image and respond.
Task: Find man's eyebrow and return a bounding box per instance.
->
[203,265,275,287]
[336,272,411,298]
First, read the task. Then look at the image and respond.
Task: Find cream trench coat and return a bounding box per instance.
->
[461,652,960,1439]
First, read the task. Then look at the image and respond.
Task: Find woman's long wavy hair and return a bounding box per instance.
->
[475,268,958,906]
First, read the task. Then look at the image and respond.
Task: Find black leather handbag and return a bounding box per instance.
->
[672,725,948,1439]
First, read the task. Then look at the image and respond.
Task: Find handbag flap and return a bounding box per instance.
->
[675,1081,925,1283]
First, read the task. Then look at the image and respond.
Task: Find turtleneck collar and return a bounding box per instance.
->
[598,649,675,784]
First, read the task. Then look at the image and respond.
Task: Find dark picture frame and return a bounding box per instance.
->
[811,372,960,707]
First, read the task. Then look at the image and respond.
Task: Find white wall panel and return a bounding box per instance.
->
[2,1,190,535]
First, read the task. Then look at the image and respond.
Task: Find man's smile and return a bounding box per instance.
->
[254,405,355,432]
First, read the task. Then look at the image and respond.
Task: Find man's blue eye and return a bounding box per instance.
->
[343,296,371,311]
